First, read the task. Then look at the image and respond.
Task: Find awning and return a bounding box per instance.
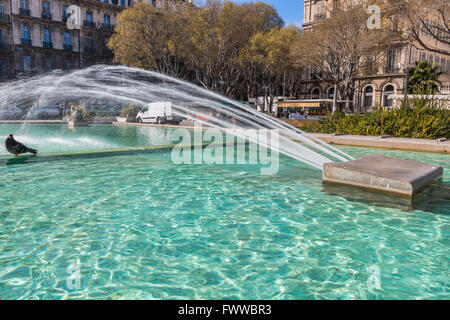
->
[278,101,322,108]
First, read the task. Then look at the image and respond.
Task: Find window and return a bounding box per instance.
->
[42,1,51,14]
[0,2,5,15]
[311,88,320,99]
[363,86,374,108]
[383,85,395,107]
[422,19,429,37]
[328,87,335,100]
[121,0,126,7]
[386,49,397,73]
[43,28,52,47]
[64,32,72,46]
[0,29,5,47]
[365,54,376,74]
[43,29,51,42]
[23,55,31,71]
[419,52,425,61]
[86,11,93,23]
[410,48,417,64]
[20,0,28,9]
[315,1,325,21]
[21,25,30,40]
[104,15,110,26]
[84,11,94,27]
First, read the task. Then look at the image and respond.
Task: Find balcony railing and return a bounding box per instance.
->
[63,44,73,51]
[314,13,326,22]
[21,38,32,46]
[101,23,114,32]
[19,8,30,16]
[103,46,113,56]
[42,11,52,20]
[439,85,450,94]
[43,41,53,49]
[385,66,400,74]
[0,13,10,22]
[83,20,95,28]
[0,41,10,51]
[85,46,95,54]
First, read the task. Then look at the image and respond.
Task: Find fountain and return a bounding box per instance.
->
[0,65,443,196]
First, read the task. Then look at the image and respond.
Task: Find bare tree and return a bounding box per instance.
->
[291,4,386,112]
[386,0,450,56]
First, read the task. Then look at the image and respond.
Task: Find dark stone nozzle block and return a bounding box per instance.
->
[323,154,443,197]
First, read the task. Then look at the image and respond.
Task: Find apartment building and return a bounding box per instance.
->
[0,0,192,80]
[301,0,450,111]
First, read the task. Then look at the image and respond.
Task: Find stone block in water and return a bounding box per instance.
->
[323,154,443,197]
[68,121,89,128]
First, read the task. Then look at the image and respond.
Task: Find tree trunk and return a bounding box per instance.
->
[332,82,338,113]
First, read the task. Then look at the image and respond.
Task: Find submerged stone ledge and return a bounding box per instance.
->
[0,141,240,165]
[323,154,444,197]
[312,133,450,153]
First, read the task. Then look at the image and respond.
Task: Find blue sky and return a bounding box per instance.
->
[195,1,304,27]
[231,0,304,27]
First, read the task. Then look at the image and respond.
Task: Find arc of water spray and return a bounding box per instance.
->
[0,65,354,170]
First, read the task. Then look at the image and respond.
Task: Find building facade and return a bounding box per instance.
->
[301,0,450,112]
[0,0,192,80]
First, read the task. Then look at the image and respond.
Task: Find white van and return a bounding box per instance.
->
[136,102,182,125]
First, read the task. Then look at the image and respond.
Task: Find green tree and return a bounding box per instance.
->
[108,0,285,99]
[108,2,193,77]
[407,61,443,94]
[240,26,301,113]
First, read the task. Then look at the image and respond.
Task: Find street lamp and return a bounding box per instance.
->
[404,66,410,103]
[399,61,413,105]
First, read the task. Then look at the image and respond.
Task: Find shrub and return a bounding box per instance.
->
[301,98,450,139]
[120,104,140,119]
[70,104,93,121]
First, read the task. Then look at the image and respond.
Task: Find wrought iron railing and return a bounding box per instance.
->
[0,13,10,22]
[19,8,30,16]
[43,41,53,49]
[21,38,32,46]
[42,11,52,20]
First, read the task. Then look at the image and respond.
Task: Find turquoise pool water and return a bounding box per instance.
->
[0,124,175,155]
[0,124,448,299]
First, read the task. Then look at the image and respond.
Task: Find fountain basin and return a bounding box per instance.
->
[323,154,443,197]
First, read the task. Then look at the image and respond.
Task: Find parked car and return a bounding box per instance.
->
[30,105,61,119]
[136,102,183,125]
[0,106,24,120]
